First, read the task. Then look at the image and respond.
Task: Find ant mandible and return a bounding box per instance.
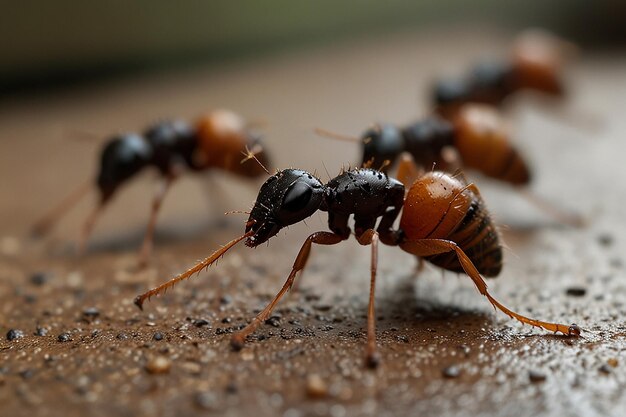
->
[32,109,271,267]
[317,103,583,226]
[433,29,577,119]
[134,154,580,368]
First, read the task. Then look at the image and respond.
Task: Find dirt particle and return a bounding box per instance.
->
[565,287,587,297]
[58,333,71,342]
[607,358,619,368]
[145,356,171,374]
[442,365,461,378]
[397,335,409,343]
[30,272,51,286]
[220,295,232,305]
[35,327,48,337]
[599,364,612,375]
[20,369,35,379]
[82,307,100,320]
[225,381,238,394]
[306,374,328,398]
[529,370,547,383]
[7,329,24,341]
[194,391,218,410]
[192,318,210,328]
[153,332,164,341]
[116,332,129,340]
[265,316,281,328]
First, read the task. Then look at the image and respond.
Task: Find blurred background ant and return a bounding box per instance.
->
[432,29,579,119]
[134,158,579,368]
[32,109,271,267]
[316,103,583,226]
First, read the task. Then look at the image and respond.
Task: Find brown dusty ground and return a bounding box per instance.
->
[1,27,625,417]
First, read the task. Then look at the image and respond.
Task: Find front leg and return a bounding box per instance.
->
[230,232,344,350]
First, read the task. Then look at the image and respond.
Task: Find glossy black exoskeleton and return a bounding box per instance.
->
[245,168,405,247]
[359,118,455,170]
[433,61,516,111]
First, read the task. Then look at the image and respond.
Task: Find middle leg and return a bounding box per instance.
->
[356,229,381,368]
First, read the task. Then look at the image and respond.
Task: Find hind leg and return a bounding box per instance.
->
[400,238,580,336]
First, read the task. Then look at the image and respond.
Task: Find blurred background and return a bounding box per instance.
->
[2,1,626,96]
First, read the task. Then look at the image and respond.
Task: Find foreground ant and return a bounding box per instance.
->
[433,29,577,118]
[135,156,580,368]
[32,110,271,267]
[317,103,583,226]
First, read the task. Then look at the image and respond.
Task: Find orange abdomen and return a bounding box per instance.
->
[399,172,502,277]
[195,110,269,177]
[453,105,531,185]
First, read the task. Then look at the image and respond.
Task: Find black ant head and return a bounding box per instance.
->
[97,133,152,199]
[361,124,404,170]
[245,169,324,247]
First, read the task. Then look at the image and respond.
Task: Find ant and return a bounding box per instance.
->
[316,103,583,226]
[32,109,271,267]
[433,29,578,119]
[134,155,580,368]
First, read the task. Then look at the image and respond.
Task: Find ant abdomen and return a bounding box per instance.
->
[453,105,531,185]
[399,172,502,277]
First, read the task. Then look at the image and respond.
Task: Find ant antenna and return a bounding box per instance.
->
[378,159,391,171]
[224,209,251,216]
[241,144,270,175]
[314,128,361,143]
[134,229,255,310]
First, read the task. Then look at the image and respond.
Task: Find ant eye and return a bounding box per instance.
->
[283,182,313,212]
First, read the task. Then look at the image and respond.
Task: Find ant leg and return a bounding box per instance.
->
[356,229,381,368]
[400,238,580,336]
[31,180,92,237]
[230,232,344,350]
[137,176,176,268]
[396,152,425,186]
[77,198,110,255]
[517,187,585,227]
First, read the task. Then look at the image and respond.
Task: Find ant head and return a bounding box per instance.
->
[97,133,152,198]
[361,124,404,170]
[245,169,324,247]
